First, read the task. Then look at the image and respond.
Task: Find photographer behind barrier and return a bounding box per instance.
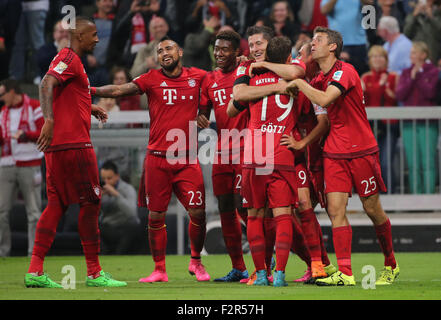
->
[99,160,140,254]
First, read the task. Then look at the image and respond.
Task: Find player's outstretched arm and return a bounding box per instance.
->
[287,79,341,108]
[37,74,59,152]
[250,61,305,81]
[233,80,288,102]
[93,82,142,98]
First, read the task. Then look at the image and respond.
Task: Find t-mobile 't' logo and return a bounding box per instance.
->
[214,89,227,106]
[163,89,178,105]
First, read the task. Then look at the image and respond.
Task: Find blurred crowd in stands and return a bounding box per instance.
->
[0,0,440,87]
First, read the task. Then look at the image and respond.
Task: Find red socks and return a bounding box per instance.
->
[298,209,322,263]
[263,217,276,273]
[375,219,396,268]
[274,214,293,272]
[220,211,246,271]
[333,225,353,276]
[28,202,65,274]
[188,214,206,258]
[247,216,266,271]
[77,202,102,277]
[291,215,311,266]
[148,215,167,272]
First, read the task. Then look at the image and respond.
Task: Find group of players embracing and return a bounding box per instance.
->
[24,16,399,289]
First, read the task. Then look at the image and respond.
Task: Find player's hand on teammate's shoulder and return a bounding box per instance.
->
[36,119,54,152]
[91,103,108,124]
[196,114,210,129]
[249,61,267,77]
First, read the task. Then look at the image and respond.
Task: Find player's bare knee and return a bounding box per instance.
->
[297,199,312,212]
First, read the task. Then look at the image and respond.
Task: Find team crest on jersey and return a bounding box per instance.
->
[93,186,101,196]
[54,61,68,74]
[188,79,196,87]
[236,66,246,76]
[332,71,343,81]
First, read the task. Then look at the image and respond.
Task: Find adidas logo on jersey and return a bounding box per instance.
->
[211,82,218,88]
[160,81,168,87]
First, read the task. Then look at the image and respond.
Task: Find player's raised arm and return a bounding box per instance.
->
[37,74,59,152]
[286,78,342,108]
[92,82,142,98]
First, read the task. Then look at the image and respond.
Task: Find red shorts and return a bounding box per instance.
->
[324,153,386,197]
[138,153,205,212]
[45,147,101,207]
[241,167,297,209]
[295,162,309,189]
[212,163,242,196]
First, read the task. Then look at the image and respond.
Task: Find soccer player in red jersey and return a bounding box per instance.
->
[230,26,307,285]
[197,30,250,282]
[231,36,300,287]
[281,42,336,283]
[286,27,399,286]
[92,37,210,283]
[25,17,127,288]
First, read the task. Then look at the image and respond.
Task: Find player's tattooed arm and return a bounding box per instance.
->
[94,82,142,98]
[39,74,59,120]
[37,74,59,152]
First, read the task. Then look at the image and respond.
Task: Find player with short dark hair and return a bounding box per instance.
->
[25,16,127,288]
[197,30,250,282]
[286,27,399,286]
[92,37,210,283]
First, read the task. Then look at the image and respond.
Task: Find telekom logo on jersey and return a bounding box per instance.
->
[165,121,275,174]
[163,89,195,105]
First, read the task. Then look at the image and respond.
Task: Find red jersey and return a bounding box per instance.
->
[46,48,93,151]
[133,67,207,152]
[200,66,249,160]
[244,71,299,170]
[310,60,378,159]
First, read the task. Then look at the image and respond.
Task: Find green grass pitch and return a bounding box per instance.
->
[0,253,440,300]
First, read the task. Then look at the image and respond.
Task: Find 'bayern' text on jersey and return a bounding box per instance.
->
[45,48,93,151]
[200,66,249,159]
[133,67,207,152]
[244,71,299,170]
[310,60,378,159]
